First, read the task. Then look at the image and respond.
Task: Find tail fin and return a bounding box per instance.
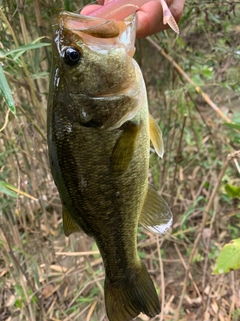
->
[104,262,160,321]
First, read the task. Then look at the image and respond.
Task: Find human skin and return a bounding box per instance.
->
[80,0,185,38]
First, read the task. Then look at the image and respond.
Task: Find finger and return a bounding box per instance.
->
[136,1,165,38]
[170,0,185,22]
[80,4,102,15]
[136,0,185,38]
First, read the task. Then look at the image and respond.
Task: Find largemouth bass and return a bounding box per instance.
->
[47,11,172,321]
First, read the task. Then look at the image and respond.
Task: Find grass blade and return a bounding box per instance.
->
[0,180,37,200]
[3,41,50,60]
[0,64,16,115]
[0,180,18,197]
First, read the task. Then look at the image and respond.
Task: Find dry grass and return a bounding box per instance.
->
[0,1,240,321]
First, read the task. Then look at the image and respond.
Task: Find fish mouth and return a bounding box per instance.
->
[58,11,136,57]
[59,11,126,38]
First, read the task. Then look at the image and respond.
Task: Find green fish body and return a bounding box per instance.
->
[47,12,172,321]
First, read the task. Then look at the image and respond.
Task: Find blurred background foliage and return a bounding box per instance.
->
[0,1,240,320]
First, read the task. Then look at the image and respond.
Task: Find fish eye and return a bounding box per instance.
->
[63,47,82,66]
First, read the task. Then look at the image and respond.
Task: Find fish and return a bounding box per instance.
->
[47,11,172,321]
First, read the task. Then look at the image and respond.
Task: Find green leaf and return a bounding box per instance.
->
[0,64,16,115]
[213,238,240,274]
[179,7,193,26]
[139,251,146,259]
[31,71,49,79]
[91,242,100,259]
[14,299,22,308]
[232,113,240,124]
[202,69,213,80]
[225,184,240,199]
[0,180,18,197]
[192,74,204,86]
[0,180,37,200]
[224,122,240,130]
[208,13,221,24]
[3,39,50,60]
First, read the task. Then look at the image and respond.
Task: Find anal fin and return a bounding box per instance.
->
[139,184,172,234]
[62,206,81,237]
[149,114,164,158]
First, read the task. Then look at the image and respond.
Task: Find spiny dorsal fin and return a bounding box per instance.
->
[62,207,81,237]
[149,114,164,158]
[111,121,142,175]
[139,184,172,234]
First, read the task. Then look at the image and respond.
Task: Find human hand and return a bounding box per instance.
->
[80,0,185,38]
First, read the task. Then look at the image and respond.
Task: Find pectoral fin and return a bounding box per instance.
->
[149,114,164,158]
[62,207,81,237]
[139,184,172,234]
[111,121,142,175]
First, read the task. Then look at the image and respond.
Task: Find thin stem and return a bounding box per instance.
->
[174,150,240,321]
[0,223,41,308]
[146,37,233,124]
[171,114,187,202]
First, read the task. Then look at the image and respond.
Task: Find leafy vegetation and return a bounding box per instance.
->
[214,238,240,274]
[0,0,240,320]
